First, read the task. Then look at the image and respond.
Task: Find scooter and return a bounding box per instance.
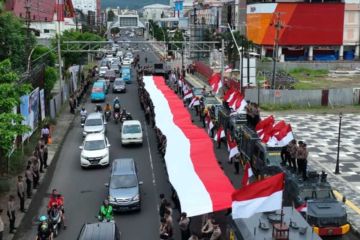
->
[114,112,120,124]
[49,207,62,237]
[80,115,86,127]
[105,111,111,122]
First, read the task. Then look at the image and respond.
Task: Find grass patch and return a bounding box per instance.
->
[288,68,330,90]
[260,103,360,113]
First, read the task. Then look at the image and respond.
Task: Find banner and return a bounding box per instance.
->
[40,89,45,121]
[29,88,40,135]
[20,95,30,142]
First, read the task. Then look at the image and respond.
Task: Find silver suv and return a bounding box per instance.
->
[83,112,106,137]
[106,158,142,211]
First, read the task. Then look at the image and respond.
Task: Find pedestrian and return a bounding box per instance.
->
[0,209,4,240]
[17,176,26,212]
[25,164,33,198]
[179,212,190,240]
[297,142,309,181]
[43,143,48,169]
[210,221,222,240]
[7,195,16,234]
[188,233,199,240]
[159,193,168,218]
[280,146,288,166]
[233,154,240,175]
[69,95,75,114]
[32,157,40,189]
[41,125,50,144]
[288,139,298,172]
[38,144,45,173]
[201,216,214,238]
[171,188,181,213]
[164,208,173,228]
[159,217,172,240]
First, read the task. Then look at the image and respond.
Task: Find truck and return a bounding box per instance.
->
[153,63,168,79]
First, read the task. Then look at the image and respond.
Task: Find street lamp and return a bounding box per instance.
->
[334,112,343,174]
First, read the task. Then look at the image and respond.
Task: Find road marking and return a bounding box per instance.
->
[333,190,360,215]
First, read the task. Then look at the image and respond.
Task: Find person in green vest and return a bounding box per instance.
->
[98,199,113,222]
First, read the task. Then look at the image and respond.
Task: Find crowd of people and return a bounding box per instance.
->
[281,139,309,181]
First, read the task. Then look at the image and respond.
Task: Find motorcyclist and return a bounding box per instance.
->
[104,103,111,112]
[95,104,103,113]
[113,97,121,118]
[126,112,133,120]
[36,215,53,240]
[120,108,127,120]
[80,107,87,117]
[98,199,113,222]
[47,189,66,229]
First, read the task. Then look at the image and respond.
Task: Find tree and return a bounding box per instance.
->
[44,67,57,95]
[0,59,31,163]
[172,29,184,49]
[0,12,36,71]
[107,10,115,22]
[55,30,104,68]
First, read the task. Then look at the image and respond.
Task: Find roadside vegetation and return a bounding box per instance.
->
[260,103,360,114]
[289,68,329,90]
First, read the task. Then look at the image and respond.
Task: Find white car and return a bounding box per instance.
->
[99,66,108,77]
[122,58,132,65]
[121,120,143,145]
[79,133,110,168]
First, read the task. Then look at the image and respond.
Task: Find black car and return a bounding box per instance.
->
[77,222,121,240]
[113,78,126,93]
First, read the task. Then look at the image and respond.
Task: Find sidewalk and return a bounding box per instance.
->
[0,104,75,240]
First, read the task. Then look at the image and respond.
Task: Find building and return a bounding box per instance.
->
[246,2,360,61]
[143,3,172,21]
[5,0,78,39]
[72,0,101,24]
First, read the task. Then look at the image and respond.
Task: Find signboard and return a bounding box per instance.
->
[40,89,45,121]
[241,57,257,87]
[29,87,40,135]
[20,95,30,142]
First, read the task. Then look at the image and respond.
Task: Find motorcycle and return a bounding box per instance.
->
[80,115,86,127]
[120,114,127,123]
[105,111,111,122]
[114,112,120,124]
[49,207,62,237]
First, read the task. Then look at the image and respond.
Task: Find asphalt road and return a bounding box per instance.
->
[14,34,359,240]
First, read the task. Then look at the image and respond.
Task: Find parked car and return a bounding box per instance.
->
[83,112,106,137]
[121,120,143,145]
[107,158,142,211]
[113,78,126,93]
[77,222,121,240]
[91,81,106,102]
[79,133,110,168]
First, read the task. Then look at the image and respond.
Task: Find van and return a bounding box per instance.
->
[121,65,131,83]
[107,158,142,211]
[77,222,121,240]
[91,81,106,102]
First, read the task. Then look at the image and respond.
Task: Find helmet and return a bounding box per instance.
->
[115,97,119,100]
[39,215,47,222]
[82,107,85,111]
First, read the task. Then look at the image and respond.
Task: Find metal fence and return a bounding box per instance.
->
[245,88,355,106]
[49,83,70,119]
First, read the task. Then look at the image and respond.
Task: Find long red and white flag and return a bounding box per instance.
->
[209,73,222,95]
[241,162,254,187]
[256,115,275,137]
[232,173,284,219]
[223,88,235,102]
[261,120,287,144]
[214,126,225,143]
[143,76,234,217]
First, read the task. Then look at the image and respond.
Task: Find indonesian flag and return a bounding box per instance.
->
[232,93,247,113]
[255,115,275,136]
[261,120,287,144]
[183,89,193,100]
[268,124,294,147]
[189,97,200,108]
[225,65,232,73]
[143,76,234,217]
[296,202,307,213]
[207,120,214,135]
[241,162,254,187]
[232,173,284,219]
[223,88,235,102]
[214,126,225,143]
[211,78,222,95]
[228,91,241,108]
[228,139,239,160]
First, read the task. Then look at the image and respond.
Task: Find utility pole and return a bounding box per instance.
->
[271,12,283,89]
[25,0,32,65]
[57,0,63,96]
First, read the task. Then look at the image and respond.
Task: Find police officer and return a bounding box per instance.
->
[297,141,309,181]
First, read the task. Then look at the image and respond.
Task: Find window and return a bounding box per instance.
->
[44,29,50,33]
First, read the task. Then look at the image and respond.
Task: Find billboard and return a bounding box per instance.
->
[247,3,345,46]
[20,95,30,142]
[40,89,45,121]
[29,88,40,135]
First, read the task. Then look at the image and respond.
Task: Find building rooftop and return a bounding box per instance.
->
[143,3,172,9]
